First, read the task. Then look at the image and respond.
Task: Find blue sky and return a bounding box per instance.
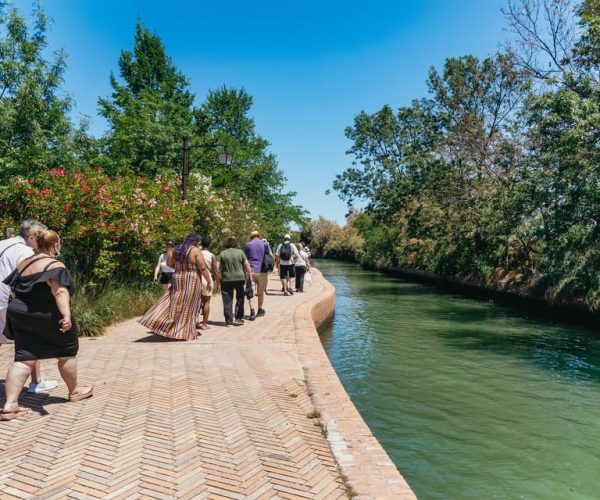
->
[20,0,506,224]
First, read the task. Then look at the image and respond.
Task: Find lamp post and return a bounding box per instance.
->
[181,137,233,200]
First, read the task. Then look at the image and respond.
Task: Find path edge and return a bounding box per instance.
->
[294,268,417,499]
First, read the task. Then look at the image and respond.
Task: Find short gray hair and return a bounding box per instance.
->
[19,219,47,239]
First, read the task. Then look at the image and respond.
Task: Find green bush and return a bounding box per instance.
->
[72,281,163,336]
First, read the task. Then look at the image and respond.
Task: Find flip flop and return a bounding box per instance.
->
[68,386,94,402]
[0,406,30,421]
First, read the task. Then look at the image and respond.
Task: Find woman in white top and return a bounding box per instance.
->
[294,243,311,292]
[198,236,219,330]
[153,241,175,291]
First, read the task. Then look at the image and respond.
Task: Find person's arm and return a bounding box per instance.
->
[212,255,220,288]
[192,248,212,292]
[153,254,162,282]
[48,268,72,333]
[243,254,252,276]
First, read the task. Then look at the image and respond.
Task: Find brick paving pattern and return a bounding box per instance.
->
[0,270,415,499]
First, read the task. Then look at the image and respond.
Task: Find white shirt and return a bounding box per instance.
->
[0,236,34,308]
[275,242,299,266]
[294,250,309,267]
[159,253,175,273]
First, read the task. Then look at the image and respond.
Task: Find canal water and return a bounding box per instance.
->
[315,259,600,499]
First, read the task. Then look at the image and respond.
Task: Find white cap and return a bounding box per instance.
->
[284,234,291,240]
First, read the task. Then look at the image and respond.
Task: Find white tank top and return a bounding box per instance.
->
[201,250,214,272]
[159,253,175,273]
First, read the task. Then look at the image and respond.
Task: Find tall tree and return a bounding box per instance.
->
[99,21,194,175]
[194,86,306,236]
[0,3,76,180]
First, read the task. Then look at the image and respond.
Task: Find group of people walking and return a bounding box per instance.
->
[0,222,311,420]
[140,230,311,340]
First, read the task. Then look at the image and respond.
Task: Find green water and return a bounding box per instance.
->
[316,259,600,500]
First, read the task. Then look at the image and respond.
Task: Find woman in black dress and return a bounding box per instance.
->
[1,229,93,421]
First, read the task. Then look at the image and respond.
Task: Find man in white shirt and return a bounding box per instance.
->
[275,234,299,296]
[0,220,58,393]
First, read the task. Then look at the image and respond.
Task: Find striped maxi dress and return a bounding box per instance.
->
[138,248,202,340]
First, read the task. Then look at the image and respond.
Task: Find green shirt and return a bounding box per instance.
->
[218,248,247,282]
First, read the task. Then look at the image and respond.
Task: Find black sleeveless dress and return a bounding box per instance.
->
[3,260,79,362]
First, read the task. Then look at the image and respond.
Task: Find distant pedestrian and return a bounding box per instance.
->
[294,243,310,293]
[275,234,299,296]
[139,233,212,340]
[0,219,57,394]
[198,237,218,330]
[243,230,270,319]
[218,237,252,326]
[153,241,175,292]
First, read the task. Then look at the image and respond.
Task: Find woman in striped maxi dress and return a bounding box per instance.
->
[138,234,212,340]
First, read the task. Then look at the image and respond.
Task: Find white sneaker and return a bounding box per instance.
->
[27,377,58,394]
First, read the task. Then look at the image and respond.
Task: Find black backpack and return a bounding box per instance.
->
[261,244,274,272]
[279,242,292,261]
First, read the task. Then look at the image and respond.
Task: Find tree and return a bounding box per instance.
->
[194,86,306,236]
[99,21,195,175]
[0,3,79,180]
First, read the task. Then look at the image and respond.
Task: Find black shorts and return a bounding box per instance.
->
[279,264,295,279]
[160,272,174,284]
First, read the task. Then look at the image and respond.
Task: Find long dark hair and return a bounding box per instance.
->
[175,233,201,262]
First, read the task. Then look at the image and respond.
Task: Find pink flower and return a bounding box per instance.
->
[64,203,72,213]
[148,197,157,207]
[80,225,87,231]
[60,218,67,224]
[107,225,115,232]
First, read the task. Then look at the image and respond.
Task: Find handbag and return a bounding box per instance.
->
[305,271,312,283]
[244,278,254,299]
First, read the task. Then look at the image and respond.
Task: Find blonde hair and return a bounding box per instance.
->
[34,228,60,253]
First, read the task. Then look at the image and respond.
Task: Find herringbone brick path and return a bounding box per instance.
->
[1,271,415,499]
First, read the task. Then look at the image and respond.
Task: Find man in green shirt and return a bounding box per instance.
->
[218,237,252,326]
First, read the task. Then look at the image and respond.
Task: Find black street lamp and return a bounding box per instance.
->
[182,137,233,200]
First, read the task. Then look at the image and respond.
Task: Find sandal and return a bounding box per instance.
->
[1,406,30,421]
[68,386,94,402]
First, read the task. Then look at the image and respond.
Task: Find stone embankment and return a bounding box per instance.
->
[0,269,415,499]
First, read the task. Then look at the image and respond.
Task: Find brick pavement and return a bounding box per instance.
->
[0,270,415,499]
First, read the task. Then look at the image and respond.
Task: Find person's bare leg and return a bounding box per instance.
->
[201,296,211,329]
[2,360,35,412]
[57,357,78,394]
[30,360,42,384]
[57,357,93,400]
[161,283,169,292]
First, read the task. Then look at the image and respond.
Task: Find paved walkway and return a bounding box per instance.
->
[0,271,414,499]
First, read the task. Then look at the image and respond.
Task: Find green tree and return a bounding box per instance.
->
[99,21,194,175]
[0,3,79,180]
[194,86,306,237]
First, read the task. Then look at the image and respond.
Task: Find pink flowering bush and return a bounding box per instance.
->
[1,167,195,281]
[0,166,268,283]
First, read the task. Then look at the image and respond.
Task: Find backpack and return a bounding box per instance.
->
[261,253,274,272]
[279,242,292,261]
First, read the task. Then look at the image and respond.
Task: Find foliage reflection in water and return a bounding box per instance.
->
[316,259,600,500]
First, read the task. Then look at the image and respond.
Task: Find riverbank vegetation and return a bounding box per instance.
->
[0,4,305,333]
[305,0,600,312]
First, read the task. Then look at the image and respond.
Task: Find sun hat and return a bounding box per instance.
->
[284,234,291,240]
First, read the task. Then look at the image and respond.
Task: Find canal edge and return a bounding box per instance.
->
[294,268,417,499]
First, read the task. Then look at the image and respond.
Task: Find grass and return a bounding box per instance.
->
[306,410,321,419]
[72,281,163,336]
